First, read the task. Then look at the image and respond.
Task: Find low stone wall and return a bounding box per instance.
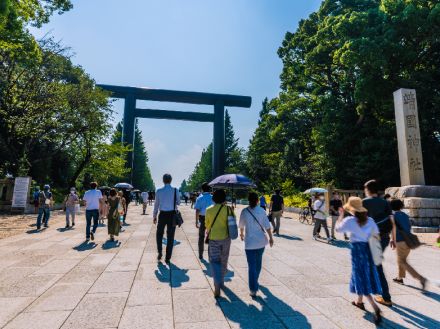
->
[386,186,440,228]
[402,197,440,227]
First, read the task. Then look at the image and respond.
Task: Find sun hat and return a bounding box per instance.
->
[343,196,367,214]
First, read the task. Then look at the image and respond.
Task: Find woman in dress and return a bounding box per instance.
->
[239,192,274,297]
[205,189,234,298]
[107,189,121,241]
[336,197,382,325]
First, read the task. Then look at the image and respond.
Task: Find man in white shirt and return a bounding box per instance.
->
[141,191,149,215]
[82,182,103,242]
[153,174,180,264]
[194,182,213,260]
[313,193,331,242]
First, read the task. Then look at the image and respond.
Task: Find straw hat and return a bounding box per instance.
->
[343,196,367,214]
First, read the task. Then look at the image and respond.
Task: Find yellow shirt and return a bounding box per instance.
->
[205,204,234,240]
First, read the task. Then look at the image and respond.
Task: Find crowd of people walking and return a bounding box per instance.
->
[29,175,435,326]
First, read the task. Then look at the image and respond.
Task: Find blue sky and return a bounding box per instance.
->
[32,0,322,187]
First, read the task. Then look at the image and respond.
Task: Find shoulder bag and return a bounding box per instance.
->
[246,208,267,234]
[205,205,223,244]
[172,188,184,227]
[394,218,421,249]
[227,206,238,240]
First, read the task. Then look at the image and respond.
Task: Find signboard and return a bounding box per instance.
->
[11,177,31,208]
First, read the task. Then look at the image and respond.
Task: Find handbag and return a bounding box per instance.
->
[205,205,223,244]
[394,219,421,250]
[369,233,384,266]
[227,206,238,240]
[172,188,184,227]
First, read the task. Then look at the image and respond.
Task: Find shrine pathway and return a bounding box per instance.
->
[0,203,439,329]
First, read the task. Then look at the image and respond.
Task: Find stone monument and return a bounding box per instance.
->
[386,89,440,231]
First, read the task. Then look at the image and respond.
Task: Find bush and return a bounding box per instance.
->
[284,193,308,208]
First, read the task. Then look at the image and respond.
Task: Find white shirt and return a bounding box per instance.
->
[153,184,180,217]
[336,216,379,243]
[194,192,213,216]
[313,199,326,220]
[141,192,148,203]
[83,189,102,210]
[239,206,271,250]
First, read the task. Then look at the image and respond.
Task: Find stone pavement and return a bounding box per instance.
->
[0,204,439,329]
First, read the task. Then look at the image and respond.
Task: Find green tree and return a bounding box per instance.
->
[250,0,440,191]
[187,110,246,190]
[180,179,188,192]
[111,120,154,191]
[187,143,212,191]
[224,109,246,174]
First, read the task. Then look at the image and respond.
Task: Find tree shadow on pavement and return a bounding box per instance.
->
[219,285,311,329]
[73,241,97,251]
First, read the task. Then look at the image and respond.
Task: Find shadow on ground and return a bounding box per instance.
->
[73,241,97,251]
[219,285,311,329]
[102,240,121,250]
[276,234,303,241]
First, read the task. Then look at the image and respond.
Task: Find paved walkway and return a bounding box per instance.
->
[0,204,439,329]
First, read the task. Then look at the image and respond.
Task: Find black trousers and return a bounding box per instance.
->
[156,211,176,260]
[198,215,206,258]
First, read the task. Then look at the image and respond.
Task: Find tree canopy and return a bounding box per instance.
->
[248,0,440,192]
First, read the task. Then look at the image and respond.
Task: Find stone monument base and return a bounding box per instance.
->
[386,185,440,232]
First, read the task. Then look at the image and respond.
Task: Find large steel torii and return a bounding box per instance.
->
[97,84,252,182]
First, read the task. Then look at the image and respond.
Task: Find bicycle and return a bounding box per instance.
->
[299,207,314,225]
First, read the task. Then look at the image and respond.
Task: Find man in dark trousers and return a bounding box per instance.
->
[362,179,395,307]
[194,182,213,260]
[153,174,180,264]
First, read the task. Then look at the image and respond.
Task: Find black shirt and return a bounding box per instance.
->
[329,199,342,216]
[362,197,392,237]
[271,194,284,212]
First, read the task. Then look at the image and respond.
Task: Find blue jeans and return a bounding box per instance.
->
[245,247,265,292]
[37,207,50,228]
[85,209,99,239]
[376,235,391,301]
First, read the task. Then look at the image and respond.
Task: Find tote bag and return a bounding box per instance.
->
[369,233,383,266]
[227,206,238,240]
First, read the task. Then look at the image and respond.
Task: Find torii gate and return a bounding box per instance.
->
[97,84,252,183]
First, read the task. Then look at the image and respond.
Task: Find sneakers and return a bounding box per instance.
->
[157,253,162,261]
[393,278,404,285]
[90,232,94,241]
[313,235,318,241]
[375,296,392,307]
[165,259,171,265]
[250,291,257,298]
[65,225,69,229]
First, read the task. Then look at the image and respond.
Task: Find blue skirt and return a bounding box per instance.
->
[350,242,382,296]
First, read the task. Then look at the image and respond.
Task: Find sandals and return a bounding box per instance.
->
[351,301,366,311]
[374,309,382,325]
